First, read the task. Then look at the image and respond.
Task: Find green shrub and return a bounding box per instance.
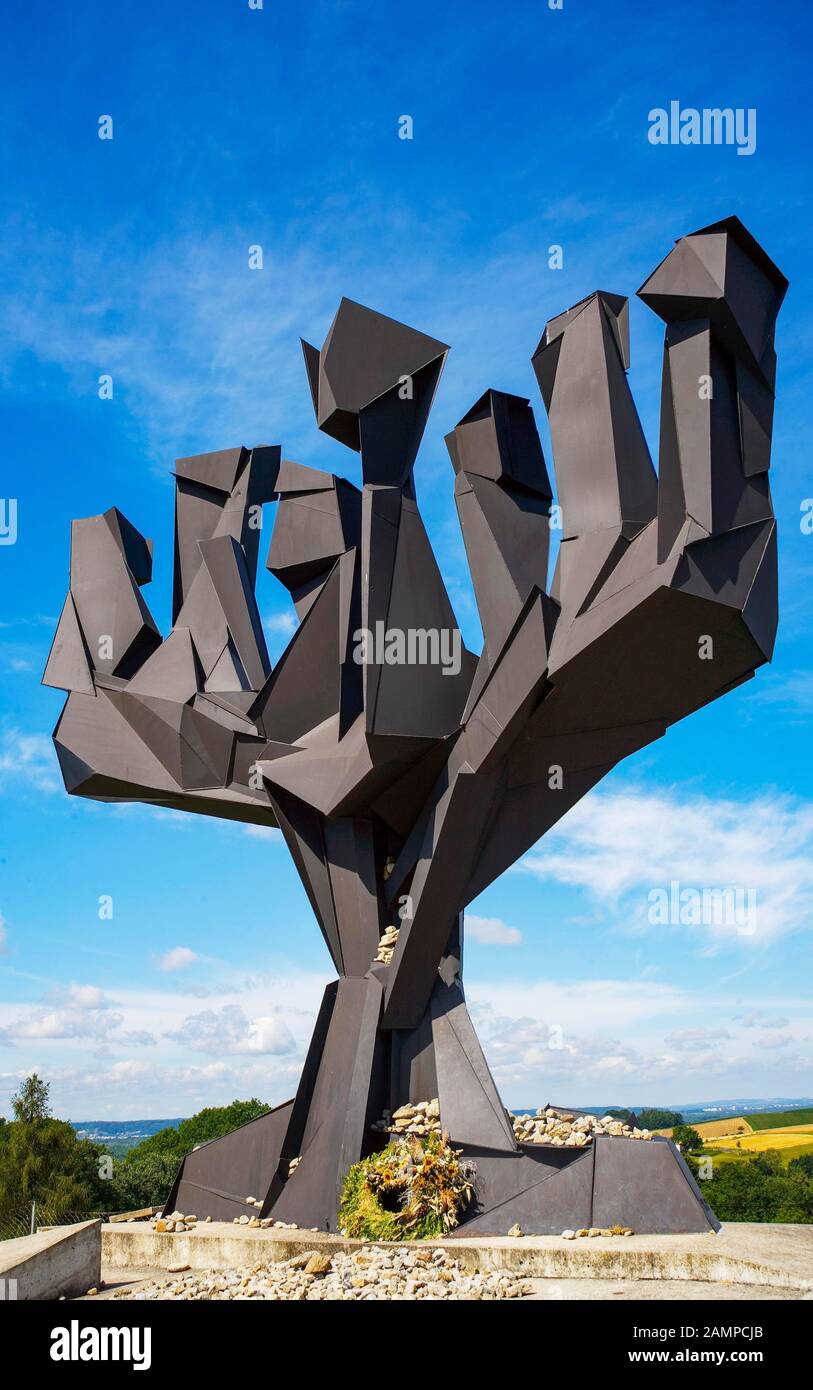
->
[108,1151,182,1212]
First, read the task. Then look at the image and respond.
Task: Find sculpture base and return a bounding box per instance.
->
[444,1135,719,1236]
[163,977,718,1237]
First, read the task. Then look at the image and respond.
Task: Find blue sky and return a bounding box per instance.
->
[1,0,812,1119]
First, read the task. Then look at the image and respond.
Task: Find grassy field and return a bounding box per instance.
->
[745,1108,813,1130]
[704,1139,813,1168]
[658,1107,813,1141]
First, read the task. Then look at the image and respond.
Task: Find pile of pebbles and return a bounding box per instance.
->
[232,1196,313,1231]
[370,1098,442,1137]
[561,1226,634,1238]
[113,1245,532,1301]
[151,1200,313,1234]
[512,1108,653,1147]
[373,925,400,964]
[154,1211,208,1233]
[369,1101,652,1147]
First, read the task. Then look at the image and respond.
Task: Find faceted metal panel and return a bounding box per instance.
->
[591,1136,719,1234]
[164,1101,294,1225]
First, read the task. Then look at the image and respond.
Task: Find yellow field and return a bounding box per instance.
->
[656,1116,754,1140]
[709,1124,813,1153]
[654,1111,813,1167]
[694,1117,754,1140]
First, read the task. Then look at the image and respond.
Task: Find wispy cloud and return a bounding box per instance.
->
[0,729,62,794]
[156,947,198,973]
[466,976,813,1102]
[466,914,522,946]
[521,787,813,947]
[166,1003,296,1057]
[752,669,813,720]
[263,611,297,635]
[0,193,672,491]
[0,981,124,1047]
[664,1028,733,1052]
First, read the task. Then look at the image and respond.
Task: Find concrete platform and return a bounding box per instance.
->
[1,1220,101,1301]
[102,1220,813,1293]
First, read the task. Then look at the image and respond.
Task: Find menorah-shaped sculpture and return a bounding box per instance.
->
[44,217,785,1234]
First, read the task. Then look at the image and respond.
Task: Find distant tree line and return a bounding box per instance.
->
[605,1108,685,1130]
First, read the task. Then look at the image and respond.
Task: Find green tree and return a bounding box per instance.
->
[789,1153,813,1180]
[672,1124,703,1153]
[637,1108,684,1131]
[702,1153,813,1223]
[12,1073,52,1122]
[0,1118,108,1220]
[108,1151,181,1211]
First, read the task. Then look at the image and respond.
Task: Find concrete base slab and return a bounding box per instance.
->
[1,1220,101,1301]
[101,1220,813,1293]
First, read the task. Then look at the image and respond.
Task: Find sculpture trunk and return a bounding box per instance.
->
[164,907,521,1233]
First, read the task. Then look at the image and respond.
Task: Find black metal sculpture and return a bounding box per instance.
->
[44,217,786,1234]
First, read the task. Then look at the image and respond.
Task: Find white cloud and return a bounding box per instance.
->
[167,1004,296,1057]
[0,730,62,795]
[469,977,690,1036]
[0,195,674,498]
[117,1031,157,1048]
[107,1060,150,1083]
[466,914,522,945]
[462,977,813,1105]
[4,1006,124,1043]
[264,611,297,635]
[521,788,813,946]
[2,961,810,1115]
[157,947,198,973]
[738,1011,790,1029]
[48,984,112,1011]
[0,983,152,1051]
